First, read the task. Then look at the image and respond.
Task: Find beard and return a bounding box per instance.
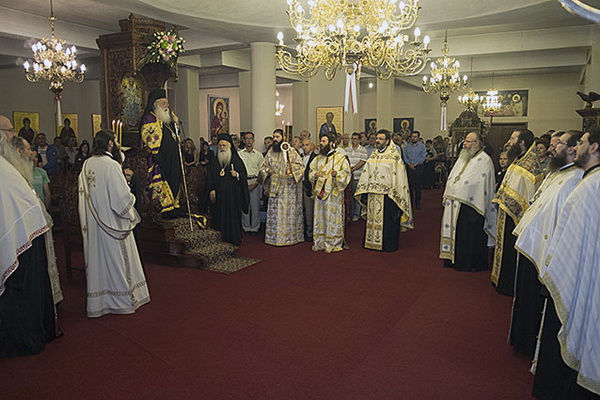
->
[154,107,172,123]
[458,146,478,163]
[507,143,522,163]
[111,146,123,164]
[272,141,281,152]
[217,148,232,167]
[376,141,388,152]
[547,153,566,173]
[0,140,34,184]
[575,151,589,169]
[319,144,331,155]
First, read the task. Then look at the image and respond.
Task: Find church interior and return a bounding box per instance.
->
[0,0,599,398]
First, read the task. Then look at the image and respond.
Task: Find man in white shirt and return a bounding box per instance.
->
[239,132,264,235]
[345,132,368,222]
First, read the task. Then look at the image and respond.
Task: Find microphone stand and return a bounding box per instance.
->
[173,116,193,231]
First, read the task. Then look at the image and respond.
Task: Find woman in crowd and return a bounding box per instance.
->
[198,140,213,167]
[73,140,91,171]
[182,138,198,167]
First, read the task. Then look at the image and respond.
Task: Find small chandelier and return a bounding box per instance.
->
[458,88,481,111]
[276,0,430,113]
[275,90,285,116]
[457,58,480,111]
[482,72,501,115]
[23,0,86,95]
[482,90,501,114]
[422,32,467,131]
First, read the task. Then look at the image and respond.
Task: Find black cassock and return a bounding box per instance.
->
[444,204,489,272]
[203,154,249,246]
[156,122,182,203]
[0,236,57,358]
[362,194,403,252]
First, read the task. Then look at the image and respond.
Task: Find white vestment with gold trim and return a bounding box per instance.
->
[79,155,150,318]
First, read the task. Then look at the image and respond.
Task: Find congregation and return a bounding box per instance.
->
[1,95,599,399]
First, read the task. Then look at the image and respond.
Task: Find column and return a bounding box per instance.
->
[251,42,276,150]
[292,80,308,134]
[376,77,394,131]
[172,67,200,141]
[239,71,252,131]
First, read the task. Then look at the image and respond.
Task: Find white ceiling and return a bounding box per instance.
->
[0,0,597,82]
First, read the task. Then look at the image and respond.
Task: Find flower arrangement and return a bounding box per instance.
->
[143,29,185,69]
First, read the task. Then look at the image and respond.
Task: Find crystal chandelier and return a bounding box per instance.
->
[457,58,480,111]
[422,32,467,131]
[275,0,431,101]
[482,72,501,115]
[458,88,481,111]
[482,90,501,114]
[23,0,86,95]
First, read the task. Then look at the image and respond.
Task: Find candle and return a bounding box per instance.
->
[111,119,115,132]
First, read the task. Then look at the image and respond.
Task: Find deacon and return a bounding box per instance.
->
[259,128,304,246]
[140,89,182,218]
[204,134,249,246]
[510,130,583,358]
[308,133,351,252]
[355,129,413,252]
[0,116,58,357]
[79,130,150,318]
[491,129,543,296]
[533,127,600,399]
[440,132,497,271]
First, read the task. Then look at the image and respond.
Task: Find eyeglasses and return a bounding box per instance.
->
[464,140,477,144]
[0,128,15,133]
[555,139,572,147]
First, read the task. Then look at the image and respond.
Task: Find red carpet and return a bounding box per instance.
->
[0,189,534,399]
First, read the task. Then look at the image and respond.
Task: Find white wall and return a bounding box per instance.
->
[356,71,584,140]
[0,66,101,145]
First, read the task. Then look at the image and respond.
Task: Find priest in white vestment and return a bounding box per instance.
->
[440,132,497,271]
[510,130,584,358]
[534,128,600,398]
[308,133,351,253]
[259,129,305,246]
[79,130,150,318]
[1,118,57,357]
[355,130,413,252]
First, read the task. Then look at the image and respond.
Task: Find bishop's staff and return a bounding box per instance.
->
[172,112,193,231]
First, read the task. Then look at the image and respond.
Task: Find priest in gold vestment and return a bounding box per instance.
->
[355,130,413,252]
[308,133,351,253]
[491,129,543,296]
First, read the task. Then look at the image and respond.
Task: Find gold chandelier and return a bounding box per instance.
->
[482,90,501,114]
[482,72,501,115]
[422,33,467,99]
[23,0,85,95]
[422,32,466,131]
[275,0,431,81]
[458,88,481,111]
[457,58,480,111]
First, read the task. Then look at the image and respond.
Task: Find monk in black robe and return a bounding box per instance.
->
[203,134,249,245]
